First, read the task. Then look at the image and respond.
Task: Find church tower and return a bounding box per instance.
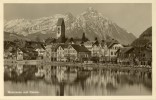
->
[56,18,65,43]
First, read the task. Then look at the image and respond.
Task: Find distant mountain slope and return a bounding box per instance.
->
[131,26,152,47]
[4,31,31,41]
[4,7,136,45]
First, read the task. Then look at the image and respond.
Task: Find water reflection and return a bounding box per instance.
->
[4,64,152,96]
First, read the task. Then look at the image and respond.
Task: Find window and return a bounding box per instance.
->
[114,52,116,55]
[58,27,60,34]
[111,52,113,55]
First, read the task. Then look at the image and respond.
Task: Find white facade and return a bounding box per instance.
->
[17,50,23,61]
[91,44,108,58]
[67,45,78,61]
[91,45,101,57]
[57,46,67,61]
[108,43,123,58]
[35,48,45,57]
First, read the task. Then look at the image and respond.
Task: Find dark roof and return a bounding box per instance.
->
[65,38,73,44]
[107,40,119,48]
[25,41,45,50]
[58,44,68,49]
[65,38,82,44]
[18,47,37,54]
[92,40,99,46]
[36,44,45,50]
[57,18,65,26]
[70,44,90,52]
[45,38,56,45]
[116,47,134,54]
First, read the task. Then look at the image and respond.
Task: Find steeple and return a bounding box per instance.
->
[82,32,86,42]
[56,18,65,43]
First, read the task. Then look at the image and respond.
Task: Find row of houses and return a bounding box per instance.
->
[44,38,152,66]
[44,39,123,63]
[116,42,152,66]
[45,43,91,62]
[4,41,46,61]
[4,38,152,66]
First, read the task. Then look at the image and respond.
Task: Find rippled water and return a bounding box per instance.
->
[4,64,152,96]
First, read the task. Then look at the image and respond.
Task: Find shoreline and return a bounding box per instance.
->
[4,59,152,73]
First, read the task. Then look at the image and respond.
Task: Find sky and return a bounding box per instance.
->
[4,3,152,37]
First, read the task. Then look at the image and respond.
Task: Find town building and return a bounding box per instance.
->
[44,44,59,62]
[99,40,108,62]
[116,47,135,65]
[89,39,108,62]
[16,48,24,61]
[132,46,152,66]
[91,40,101,58]
[67,44,91,62]
[83,41,93,52]
[56,44,68,62]
[106,40,123,63]
[35,44,46,59]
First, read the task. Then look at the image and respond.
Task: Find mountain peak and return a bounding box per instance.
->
[4,8,136,45]
[65,12,75,19]
[86,7,98,13]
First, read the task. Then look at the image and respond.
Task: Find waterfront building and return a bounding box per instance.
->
[51,44,59,61]
[35,44,46,59]
[67,44,91,62]
[90,39,108,62]
[106,40,123,63]
[16,48,24,61]
[140,48,152,65]
[56,44,68,61]
[45,44,59,61]
[91,40,101,58]
[116,47,135,65]
[83,41,93,52]
[17,49,23,60]
[133,46,152,66]
[99,40,108,62]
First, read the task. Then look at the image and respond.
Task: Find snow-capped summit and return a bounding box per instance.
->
[4,7,136,45]
[86,7,98,13]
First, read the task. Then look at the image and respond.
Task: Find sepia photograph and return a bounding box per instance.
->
[3,2,153,97]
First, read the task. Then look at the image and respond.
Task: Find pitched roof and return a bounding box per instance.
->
[84,41,93,46]
[65,38,74,44]
[45,38,56,45]
[70,44,90,52]
[116,47,134,54]
[57,18,65,26]
[65,38,82,44]
[107,40,119,48]
[92,40,99,46]
[58,44,68,49]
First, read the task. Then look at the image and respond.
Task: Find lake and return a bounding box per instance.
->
[4,64,152,96]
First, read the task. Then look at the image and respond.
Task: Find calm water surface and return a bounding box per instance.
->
[4,64,152,96]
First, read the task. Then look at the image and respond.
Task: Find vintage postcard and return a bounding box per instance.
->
[0,0,156,100]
